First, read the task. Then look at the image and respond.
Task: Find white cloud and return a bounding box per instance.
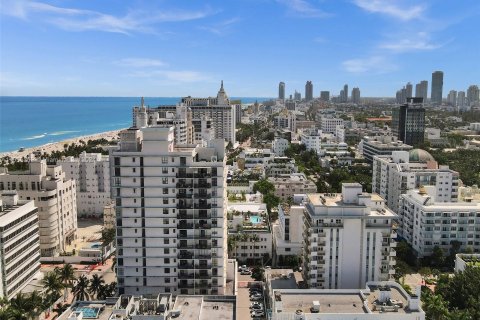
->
[199,17,241,35]
[0,1,215,34]
[342,56,397,73]
[277,0,330,18]
[115,58,167,68]
[379,33,446,52]
[353,0,425,21]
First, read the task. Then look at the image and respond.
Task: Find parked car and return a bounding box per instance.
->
[250,302,263,310]
[251,310,265,317]
[241,270,252,275]
[239,265,248,272]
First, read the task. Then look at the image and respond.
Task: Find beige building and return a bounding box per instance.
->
[0,159,77,256]
[269,173,317,201]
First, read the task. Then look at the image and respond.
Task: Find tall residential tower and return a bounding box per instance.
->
[431,71,444,104]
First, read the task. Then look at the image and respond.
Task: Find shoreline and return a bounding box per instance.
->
[0,129,125,160]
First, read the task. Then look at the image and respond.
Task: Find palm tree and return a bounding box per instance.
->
[250,234,260,265]
[27,291,45,319]
[73,275,90,301]
[55,264,75,301]
[240,233,249,263]
[88,274,105,299]
[41,272,63,302]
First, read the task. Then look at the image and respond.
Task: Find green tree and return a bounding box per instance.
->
[253,179,275,195]
[263,193,280,213]
[419,267,432,285]
[423,293,450,320]
[431,246,445,268]
[73,275,90,301]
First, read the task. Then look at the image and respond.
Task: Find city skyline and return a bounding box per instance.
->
[1,0,479,97]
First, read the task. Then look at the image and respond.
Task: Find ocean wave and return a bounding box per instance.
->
[23,133,47,140]
[49,130,81,136]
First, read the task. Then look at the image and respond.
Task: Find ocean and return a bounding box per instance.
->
[0,96,270,152]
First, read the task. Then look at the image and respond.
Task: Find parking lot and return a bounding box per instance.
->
[236,269,266,320]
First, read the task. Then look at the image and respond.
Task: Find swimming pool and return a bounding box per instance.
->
[75,307,100,319]
[250,216,262,224]
[91,243,102,249]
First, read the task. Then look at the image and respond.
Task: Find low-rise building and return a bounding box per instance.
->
[265,157,297,177]
[303,183,397,289]
[268,282,424,320]
[0,192,40,299]
[360,135,413,162]
[272,137,289,156]
[398,187,480,257]
[269,173,317,201]
[320,117,344,134]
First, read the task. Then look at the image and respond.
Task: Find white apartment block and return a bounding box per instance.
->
[303,183,397,289]
[320,117,344,134]
[268,282,424,320]
[360,135,413,162]
[265,157,297,177]
[272,137,289,156]
[241,148,274,170]
[0,193,40,299]
[269,173,317,201]
[398,187,480,257]
[58,152,110,217]
[273,111,296,132]
[372,151,459,213]
[274,205,303,260]
[111,126,228,296]
[300,129,347,156]
[0,159,77,257]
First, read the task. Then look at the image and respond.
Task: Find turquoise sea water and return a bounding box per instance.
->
[0,96,269,152]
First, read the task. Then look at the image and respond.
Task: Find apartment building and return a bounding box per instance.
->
[360,135,413,163]
[398,187,480,257]
[268,173,317,201]
[272,137,289,156]
[0,192,40,299]
[273,110,296,132]
[0,159,77,257]
[372,151,459,213]
[58,152,110,217]
[265,157,297,177]
[320,117,344,134]
[273,204,304,262]
[111,126,227,296]
[303,183,397,289]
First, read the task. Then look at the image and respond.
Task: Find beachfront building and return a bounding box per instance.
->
[111,126,228,296]
[0,159,77,257]
[372,150,459,213]
[268,282,424,320]
[58,152,110,218]
[0,192,40,299]
[268,173,317,201]
[359,135,413,163]
[398,187,480,258]
[303,183,397,289]
[132,82,236,143]
[273,204,304,265]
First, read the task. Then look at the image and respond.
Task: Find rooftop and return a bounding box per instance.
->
[172,296,235,320]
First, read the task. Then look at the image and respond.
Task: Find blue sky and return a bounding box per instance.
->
[0,0,479,97]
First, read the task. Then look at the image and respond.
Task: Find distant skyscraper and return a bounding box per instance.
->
[305,81,313,102]
[467,85,480,105]
[340,90,345,102]
[351,87,360,104]
[457,91,466,109]
[447,90,457,106]
[343,84,348,102]
[431,71,444,104]
[320,91,330,101]
[415,80,428,102]
[392,98,425,146]
[294,90,301,101]
[406,82,413,98]
[279,82,285,100]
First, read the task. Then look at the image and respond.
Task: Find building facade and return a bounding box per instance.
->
[320,91,330,102]
[269,173,317,201]
[305,81,313,102]
[431,71,444,104]
[0,159,77,257]
[372,151,459,213]
[360,135,413,163]
[111,126,228,296]
[302,183,397,289]
[0,193,40,299]
[59,152,110,217]
[351,87,360,104]
[415,80,428,102]
[398,188,480,257]
[279,82,285,100]
[273,205,304,261]
[391,99,425,146]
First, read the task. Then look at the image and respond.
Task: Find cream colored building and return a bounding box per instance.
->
[111,126,228,296]
[269,173,317,201]
[0,159,77,256]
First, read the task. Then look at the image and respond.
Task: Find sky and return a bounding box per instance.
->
[0,0,479,97]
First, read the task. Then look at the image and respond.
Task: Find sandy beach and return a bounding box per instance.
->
[0,129,125,161]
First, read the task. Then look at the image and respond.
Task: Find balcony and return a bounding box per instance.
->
[390,249,396,257]
[178,252,194,259]
[178,282,195,288]
[195,264,212,269]
[179,263,195,270]
[176,173,194,178]
[194,183,211,188]
[177,203,193,209]
[177,243,195,249]
[177,223,194,229]
[194,203,211,209]
[176,182,193,188]
[196,282,212,288]
[178,273,194,279]
[194,193,211,199]
[177,194,193,199]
